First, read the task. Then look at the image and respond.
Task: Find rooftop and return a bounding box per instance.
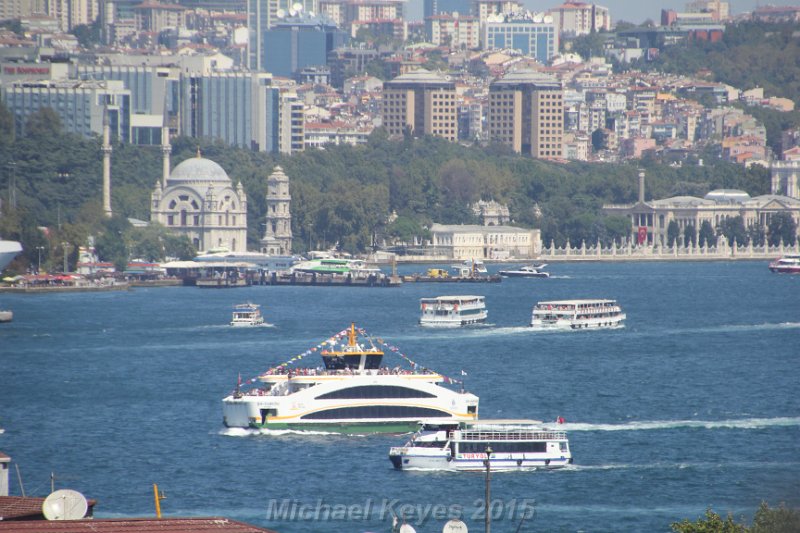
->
[0,518,276,533]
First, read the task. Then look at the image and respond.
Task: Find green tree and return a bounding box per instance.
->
[94,215,132,271]
[718,215,747,246]
[751,501,800,533]
[24,107,63,138]
[698,221,715,247]
[671,508,746,533]
[0,101,15,145]
[767,212,797,246]
[684,223,697,246]
[747,223,766,247]
[667,220,680,246]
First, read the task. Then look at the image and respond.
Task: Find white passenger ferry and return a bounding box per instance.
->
[419,296,488,327]
[230,303,265,327]
[389,419,572,471]
[222,324,479,433]
[530,299,625,330]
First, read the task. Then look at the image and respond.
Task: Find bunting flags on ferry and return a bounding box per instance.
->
[235,325,464,391]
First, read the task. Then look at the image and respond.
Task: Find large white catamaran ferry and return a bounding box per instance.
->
[222,324,479,433]
[389,419,572,471]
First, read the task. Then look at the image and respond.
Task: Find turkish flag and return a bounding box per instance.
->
[637,226,647,244]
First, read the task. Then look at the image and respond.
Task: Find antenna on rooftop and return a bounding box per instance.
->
[42,489,88,520]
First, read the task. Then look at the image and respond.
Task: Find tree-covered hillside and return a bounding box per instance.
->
[640,22,800,106]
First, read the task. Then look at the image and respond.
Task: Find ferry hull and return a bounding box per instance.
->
[390,453,572,471]
[531,315,626,330]
[419,315,487,327]
[246,420,421,434]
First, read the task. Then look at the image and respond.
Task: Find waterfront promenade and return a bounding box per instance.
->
[389,240,798,264]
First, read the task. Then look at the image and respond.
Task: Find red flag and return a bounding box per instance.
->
[637,226,647,245]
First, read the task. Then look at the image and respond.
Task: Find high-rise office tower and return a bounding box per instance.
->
[382,69,458,141]
[489,70,563,159]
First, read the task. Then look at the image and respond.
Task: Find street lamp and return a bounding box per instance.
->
[36,246,45,274]
[484,444,493,533]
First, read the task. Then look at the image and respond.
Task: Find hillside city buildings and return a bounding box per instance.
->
[1,0,800,249]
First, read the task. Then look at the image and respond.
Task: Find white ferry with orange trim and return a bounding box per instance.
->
[530,299,625,330]
[222,324,479,433]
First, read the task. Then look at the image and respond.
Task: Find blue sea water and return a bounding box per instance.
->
[1,260,798,532]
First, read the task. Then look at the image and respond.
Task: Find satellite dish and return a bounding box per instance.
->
[292,2,303,12]
[289,9,297,16]
[399,525,417,533]
[307,10,315,17]
[276,8,286,18]
[443,519,468,533]
[543,14,553,23]
[42,489,88,520]
[533,13,543,23]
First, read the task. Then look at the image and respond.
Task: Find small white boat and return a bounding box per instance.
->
[230,303,265,327]
[498,264,550,278]
[769,254,800,274]
[389,419,572,471]
[420,295,488,327]
[530,299,625,330]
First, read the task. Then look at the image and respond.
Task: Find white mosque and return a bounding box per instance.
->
[98,114,291,255]
[146,112,247,253]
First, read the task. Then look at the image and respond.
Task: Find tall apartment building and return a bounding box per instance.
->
[473,0,522,26]
[488,70,563,159]
[47,0,100,31]
[382,69,458,141]
[426,13,480,48]
[549,2,610,36]
[0,0,48,21]
[483,13,559,63]
[319,0,404,37]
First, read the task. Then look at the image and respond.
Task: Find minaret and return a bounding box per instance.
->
[161,107,171,188]
[102,107,112,217]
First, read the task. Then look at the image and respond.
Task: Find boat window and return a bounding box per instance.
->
[459,442,547,453]
[315,386,436,400]
[467,406,477,414]
[300,405,451,420]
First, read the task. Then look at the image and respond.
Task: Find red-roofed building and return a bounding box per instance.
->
[0,518,277,532]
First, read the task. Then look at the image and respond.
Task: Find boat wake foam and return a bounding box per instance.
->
[560,416,800,432]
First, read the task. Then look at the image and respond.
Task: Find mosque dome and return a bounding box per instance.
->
[169,156,231,184]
